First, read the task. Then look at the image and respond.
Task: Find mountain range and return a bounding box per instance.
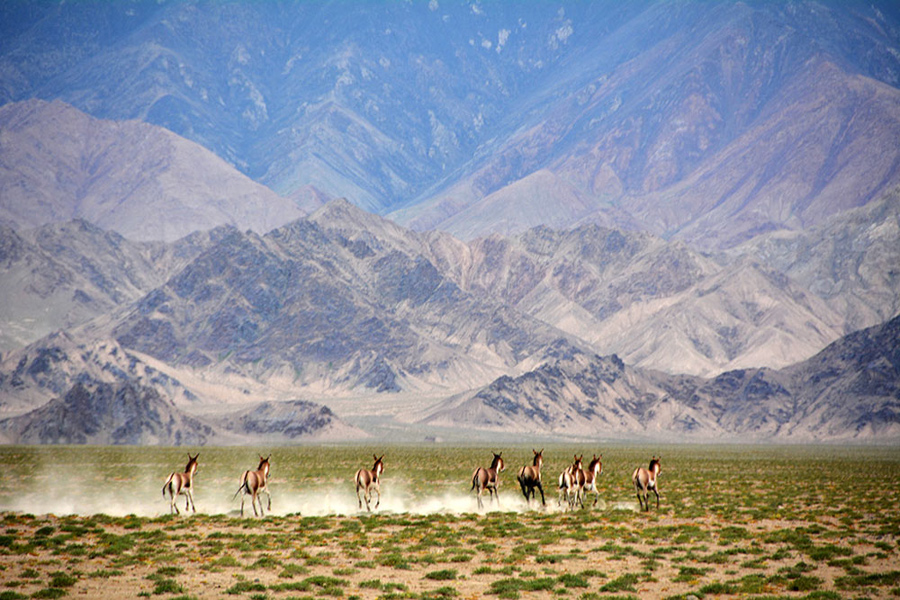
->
[1,1,899,442]
[0,199,897,442]
[3,1,900,248]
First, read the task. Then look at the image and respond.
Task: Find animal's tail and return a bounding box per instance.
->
[162,473,174,498]
[232,471,248,501]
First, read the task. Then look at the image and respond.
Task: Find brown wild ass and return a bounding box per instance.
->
[355,454,384,512]
[572,454,603,508]
[233,455,272,517]
[557,460,577,510]
[517,449,545,507]
[632,456,661,511]
[162,453,199,514]
[471,452,505,509]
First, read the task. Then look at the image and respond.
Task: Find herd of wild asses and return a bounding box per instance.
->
[162,450,661,516]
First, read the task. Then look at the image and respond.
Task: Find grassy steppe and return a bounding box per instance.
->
[0,445,897,599]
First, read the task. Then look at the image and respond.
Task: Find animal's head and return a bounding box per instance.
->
[533,448,544,468]
[590,454,602,475]
[649,456,661,475]
[373,454,385,475]
[492,452,505,472]
[258,455,271,474]
[573,454,583,469]
[186,453,199,473]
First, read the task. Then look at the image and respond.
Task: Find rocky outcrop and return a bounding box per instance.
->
[0,378,214,445]
[423,316,900,442]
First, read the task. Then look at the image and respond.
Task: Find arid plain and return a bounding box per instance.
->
[0,445,897,599]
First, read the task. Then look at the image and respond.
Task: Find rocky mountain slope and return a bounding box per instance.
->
[0,332,363,445]
[0,99,305,241]
[0,378,215,446]
[422,315,900,442]
[2,2,898,249]
[433,224,845,375]
[105,200,572,395]
[0,201,896,442]
[0,219,219,352]
[733,188,900,334]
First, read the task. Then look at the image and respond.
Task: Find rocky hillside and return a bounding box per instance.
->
[0,333,364,445]
[106,200,571,395]
[215,400,367,442]
[733,188,900,333]
[0,99,305,241]
[0,378,215,446]
[422,315,900,442]
[435,224,845,375]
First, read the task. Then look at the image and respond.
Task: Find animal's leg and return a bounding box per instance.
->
[240,494,245,517]
[374,483,380,509]
[653,487,660,509]
[187,489,196,513]
[265,488,272,512]
[537,482,545,506]
[476,487,484,510]
[254,492,262,517]
[357,484,364,510]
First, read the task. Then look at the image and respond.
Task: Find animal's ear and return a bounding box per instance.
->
[374,454,378,461]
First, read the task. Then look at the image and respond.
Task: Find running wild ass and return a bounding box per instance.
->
[356,454,384,512]
[632,456,661,511]
[517,449,545,507]
[572,454,603,508]
[557,460,577,510]
[233,455,272,517]
[471,452,505,509]
[162,453,199,514]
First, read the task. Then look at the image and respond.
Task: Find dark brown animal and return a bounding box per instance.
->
[517,449,545,507]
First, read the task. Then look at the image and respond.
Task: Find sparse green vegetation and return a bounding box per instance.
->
[0,445,897,599]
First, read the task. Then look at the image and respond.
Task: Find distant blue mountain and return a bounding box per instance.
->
[2,1,900,246]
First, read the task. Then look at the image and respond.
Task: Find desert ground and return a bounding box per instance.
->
[0,444,897,599]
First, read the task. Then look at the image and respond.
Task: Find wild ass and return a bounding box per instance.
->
[632,456,661,511]
[355,454,384,512]
[233,455,272,517]
[572,454,603,508]
[162,453,199,514]
[471,452,505,509]
[517,449,545,507]
[557,460,577,510]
